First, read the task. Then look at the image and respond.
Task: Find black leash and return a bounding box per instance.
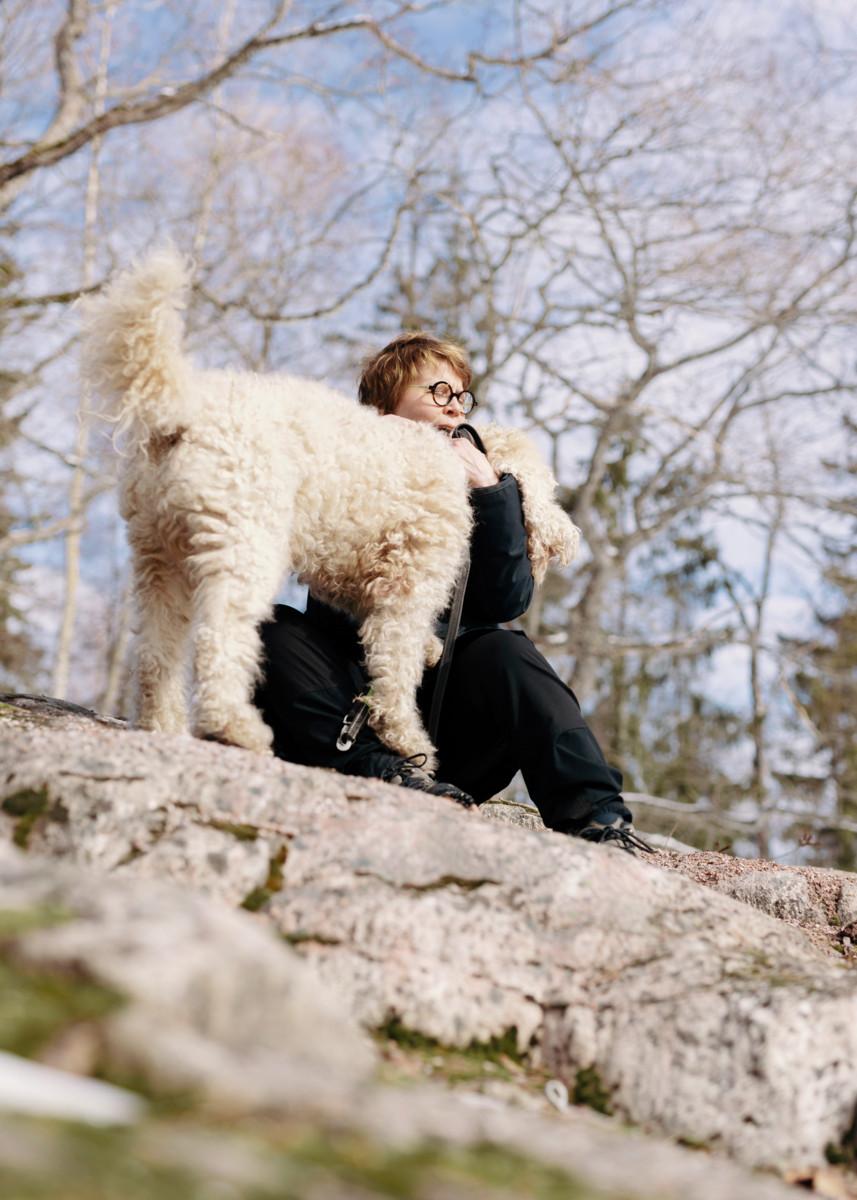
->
[337,422,484,756]
[427,423,483,743]
[427,557,469,744]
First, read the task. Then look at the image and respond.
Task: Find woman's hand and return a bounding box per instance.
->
[382,413,499,487]
[449,437,500,488]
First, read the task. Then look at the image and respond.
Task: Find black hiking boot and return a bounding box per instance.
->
[574,800,654,856]
[351,751,476,809]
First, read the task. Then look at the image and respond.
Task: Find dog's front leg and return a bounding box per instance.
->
[358,604,438,771]
[424,633,443,668]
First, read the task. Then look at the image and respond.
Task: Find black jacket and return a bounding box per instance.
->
[305,472,534,645]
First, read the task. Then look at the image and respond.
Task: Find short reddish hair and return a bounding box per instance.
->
[358,331,472,414]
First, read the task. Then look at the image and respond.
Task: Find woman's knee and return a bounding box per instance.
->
[449,627,586,724]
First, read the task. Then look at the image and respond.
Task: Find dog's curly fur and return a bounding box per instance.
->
[80,247,579,767]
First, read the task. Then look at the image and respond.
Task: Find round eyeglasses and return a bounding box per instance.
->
[423,380,477,416]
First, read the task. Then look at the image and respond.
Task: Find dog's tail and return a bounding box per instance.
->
[79,245,194,448]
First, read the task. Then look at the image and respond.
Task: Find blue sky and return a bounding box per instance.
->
[3,0,854,805]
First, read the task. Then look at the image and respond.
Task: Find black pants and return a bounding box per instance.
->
[253,605,624,832]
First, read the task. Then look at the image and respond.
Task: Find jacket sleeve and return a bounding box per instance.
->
[462,473,534,623]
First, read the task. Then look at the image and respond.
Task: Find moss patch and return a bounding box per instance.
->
[0,905,71,938]
[376,1018,441,1055]
[241,844,287,913]
[0,1121,203,1200]
[727,946,820,990]
[282,929,342,946]
[285,1128,598,1199]
[0,1117,602,1200]
[677,1135,711,1152]
[572,1066,614,1116]
[825,1101,857,1168]
[379,1018,524,1064]
[0,699,37,726]
[2,787,49,848]
[0,957,123,1058]
[375,1019,534,1086]
[207,820,259,842]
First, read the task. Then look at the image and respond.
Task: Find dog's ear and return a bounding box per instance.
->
[479,425,581,584]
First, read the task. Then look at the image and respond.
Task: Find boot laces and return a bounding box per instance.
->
[581,823,655,855]
[379,753,431,784]
[378,754,476,808]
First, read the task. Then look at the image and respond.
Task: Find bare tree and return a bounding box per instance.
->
[3,0,621,699]
[349,2,857,845]
[52,0,117,699]
[718,422,788,857]
[2,0,855,861]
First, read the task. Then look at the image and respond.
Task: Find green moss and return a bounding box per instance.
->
[241,888,269,913]
[266,844,286,890]
[825,1102,857,1168]
[2,787,49,847]
[572,1066,614,1116]
[0,1118,603,1200]
[240,844,287,912]
[0,905,71,938]
[722,946,820,991]
[377,1018,441,1054]
[115,846,144,867]
[2,788,49,818]
[0,1122,206,1200]
[282,930,342,946]
[825,1141,851,1166]
[285,1129,596,1199]
[474,1027,526,1065]
[677,1135,711,1152]
[89,1062,198,1116]
[0,699,33,725]
[208,820,259,841]
[0,958,122,1058]
[378,1018,524,1062]
[374,1019,529,1084]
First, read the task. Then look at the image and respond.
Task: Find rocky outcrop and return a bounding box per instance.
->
[0,837,373,1112]
[661,847,857,956]
[2,694,857,1190]
[0,847,798,1200]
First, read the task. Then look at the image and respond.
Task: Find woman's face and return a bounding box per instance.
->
[393,360,468,432]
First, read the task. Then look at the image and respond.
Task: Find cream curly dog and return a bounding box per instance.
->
[80,248,578,767]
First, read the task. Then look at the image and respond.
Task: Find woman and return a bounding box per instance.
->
[254,333,649,854]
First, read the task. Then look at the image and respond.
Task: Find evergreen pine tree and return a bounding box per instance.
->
[785,420,857,867]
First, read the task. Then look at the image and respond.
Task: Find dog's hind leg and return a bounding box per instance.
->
[129,534,191,735]
[187,519,282,754]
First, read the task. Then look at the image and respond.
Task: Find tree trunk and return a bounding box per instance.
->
[566,560,613,705]
[52,3,116,698]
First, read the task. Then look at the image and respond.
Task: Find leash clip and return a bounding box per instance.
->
[336,698,370,751]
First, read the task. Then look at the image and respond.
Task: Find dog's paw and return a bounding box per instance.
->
[148,714,190,736]
[137,701,190,736]
[424,634,443,668]
[196,707,273,755]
